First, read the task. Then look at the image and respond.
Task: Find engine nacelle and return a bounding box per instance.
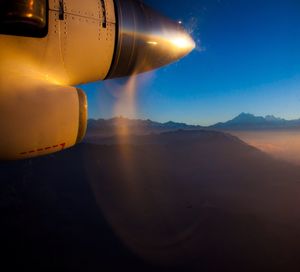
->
[0,0,194,160]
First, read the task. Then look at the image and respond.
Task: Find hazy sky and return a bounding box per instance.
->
[81,0,300,125]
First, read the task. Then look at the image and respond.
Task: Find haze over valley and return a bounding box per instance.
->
[87,113,300,165]
[213,113,300,166]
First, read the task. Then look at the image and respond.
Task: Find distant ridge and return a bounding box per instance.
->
[87,113,300,138]
[211,112,300,130]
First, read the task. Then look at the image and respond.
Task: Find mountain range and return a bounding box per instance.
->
[212,112,300,130]
[87,113,300,138]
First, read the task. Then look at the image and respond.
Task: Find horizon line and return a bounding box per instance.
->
[88,112,300,127]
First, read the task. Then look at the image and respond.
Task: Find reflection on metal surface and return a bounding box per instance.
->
[1,0,47,28]
[76,88,88,144]
[106,0,195,79]
[171,37,194,49]
[147,41,158,46]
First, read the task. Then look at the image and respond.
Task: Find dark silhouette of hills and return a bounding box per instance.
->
[1,130,300,271]
[87,117,203,138]
[211,112,300,130]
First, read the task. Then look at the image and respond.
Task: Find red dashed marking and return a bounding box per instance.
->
[19,142,66,156]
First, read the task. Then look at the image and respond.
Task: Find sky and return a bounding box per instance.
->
[81,0,300,126]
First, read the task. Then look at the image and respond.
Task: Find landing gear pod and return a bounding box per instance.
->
[0,82,87,160]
